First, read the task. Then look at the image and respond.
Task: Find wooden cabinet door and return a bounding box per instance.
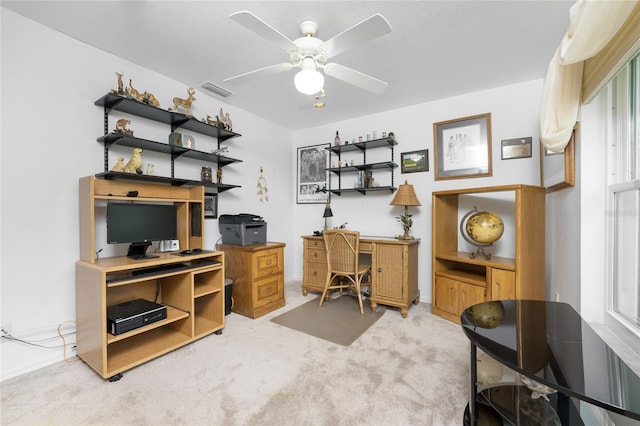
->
[458,282,486,314]
[372,243,404,301]
[491,268,515,300]
[434,276,459,316]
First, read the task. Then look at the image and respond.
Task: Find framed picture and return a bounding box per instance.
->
[297,143,330,204]
[204,193,218,219]
[433,113,492,180]
[501,137,532,160]
[401,149,429,173]
[540,128,576,193]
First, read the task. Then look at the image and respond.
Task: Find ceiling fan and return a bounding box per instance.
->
[224,11,392,95]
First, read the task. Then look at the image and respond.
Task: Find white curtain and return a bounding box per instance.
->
[539,0,638,153]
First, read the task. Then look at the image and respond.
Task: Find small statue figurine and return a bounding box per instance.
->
[203,115,220,127]
[126,79,146,103]
[124,148,143,174]
[216,167,223,184]
[170,87,196,116]
[110,71,125,96]
[114,118,133,136]
[219,108,233,131]
[146,163,155,175]
[142,91,160,107]
[111,156,125,172]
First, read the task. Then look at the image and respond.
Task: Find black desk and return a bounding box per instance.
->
[461,300,640,425]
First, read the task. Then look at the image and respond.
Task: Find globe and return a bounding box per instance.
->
[464,210,504,245]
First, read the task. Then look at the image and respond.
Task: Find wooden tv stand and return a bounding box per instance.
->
[76,176,225,380]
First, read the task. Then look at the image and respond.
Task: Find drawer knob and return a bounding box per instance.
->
[377,267,383,273]
[313,253,318,258]
[312,271,317,276]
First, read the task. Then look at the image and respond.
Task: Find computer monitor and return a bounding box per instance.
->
[107,202,177,259]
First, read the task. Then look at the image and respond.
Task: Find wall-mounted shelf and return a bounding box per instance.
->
[327,137,398,195]
[95,171,240,193]
[95,93,242,193]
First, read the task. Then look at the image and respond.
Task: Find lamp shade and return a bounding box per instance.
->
[323,206,333,218]
[390,180,421,206]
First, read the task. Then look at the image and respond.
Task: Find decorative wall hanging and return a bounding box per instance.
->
[501,137,532,160]
[257,166,269,202]
[433,113,492,180]
[204,193,218,219]
[401,149,429,173]
[297,143,330,204]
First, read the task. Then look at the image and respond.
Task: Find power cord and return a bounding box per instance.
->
[1,321,79,362]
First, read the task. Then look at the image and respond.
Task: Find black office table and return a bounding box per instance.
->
[461,300,640,425]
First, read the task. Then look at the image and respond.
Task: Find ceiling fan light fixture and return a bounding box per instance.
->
[294,68,324,95]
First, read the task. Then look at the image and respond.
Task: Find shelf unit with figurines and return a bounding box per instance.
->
[94,75,242,193]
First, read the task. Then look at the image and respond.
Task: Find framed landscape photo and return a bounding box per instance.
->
[204,193,218,219]
[433,113,492,180]
[401,149,429,173]
[297,143,330,204]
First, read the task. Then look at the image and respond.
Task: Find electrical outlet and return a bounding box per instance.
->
[554,292,560,302]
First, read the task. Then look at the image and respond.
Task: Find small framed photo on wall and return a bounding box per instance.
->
[401,149,429,173]
[501,137,532,160]
[204,193,218,219]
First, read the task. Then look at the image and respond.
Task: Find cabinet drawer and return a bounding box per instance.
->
[305,239,325,250]
[305,248,326,264]
[304,261,327,286]
[359,241,373,253]
[254,275,284,308]
[255,248,283,277]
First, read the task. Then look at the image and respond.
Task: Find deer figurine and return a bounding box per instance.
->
[171,87,196,116]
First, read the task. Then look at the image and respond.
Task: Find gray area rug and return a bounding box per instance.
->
[270,295,385,346]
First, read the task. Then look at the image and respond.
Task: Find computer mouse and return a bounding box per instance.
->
[180,249,192,255]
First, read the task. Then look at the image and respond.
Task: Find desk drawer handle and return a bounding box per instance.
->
[377,267,382,273]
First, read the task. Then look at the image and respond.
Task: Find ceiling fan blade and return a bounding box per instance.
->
[230,11,298,51]
[323,62,388,94]
[320,14,392,57]
[224,63,293,85]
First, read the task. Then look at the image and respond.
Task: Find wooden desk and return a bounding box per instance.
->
[301,235,419,317]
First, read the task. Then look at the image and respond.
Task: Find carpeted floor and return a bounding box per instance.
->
[1,280,471,425]
[270,294,385,346]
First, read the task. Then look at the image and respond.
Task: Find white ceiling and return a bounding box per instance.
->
[2,1,574,131]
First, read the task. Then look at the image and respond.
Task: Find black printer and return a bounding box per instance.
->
[219,214,267,246]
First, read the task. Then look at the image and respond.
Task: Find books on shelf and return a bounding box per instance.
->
[357,170,374,188]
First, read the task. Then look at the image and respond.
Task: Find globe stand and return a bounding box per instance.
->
[469,246,492,260]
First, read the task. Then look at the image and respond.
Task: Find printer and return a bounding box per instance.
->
[219,214,267,246]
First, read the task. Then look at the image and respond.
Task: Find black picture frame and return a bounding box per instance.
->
[433,113,492,180]
[297,143,330,204]
[401,149,429,173]
[204,193,218,219]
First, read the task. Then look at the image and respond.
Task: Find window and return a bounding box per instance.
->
[606,53,640,334]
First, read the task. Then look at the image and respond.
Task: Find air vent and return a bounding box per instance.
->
[200,81,234,98]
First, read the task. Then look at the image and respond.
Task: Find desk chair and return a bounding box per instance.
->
[320,229,372,315]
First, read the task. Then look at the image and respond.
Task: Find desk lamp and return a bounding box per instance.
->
[322,198,333,231]
[389,180,421,240]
